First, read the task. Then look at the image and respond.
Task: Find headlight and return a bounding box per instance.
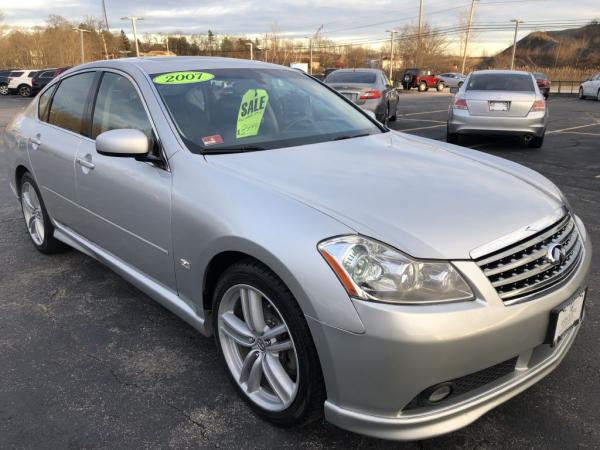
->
[318,235,474,304]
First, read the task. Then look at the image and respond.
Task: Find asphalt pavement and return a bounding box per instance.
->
[0,93,599,449]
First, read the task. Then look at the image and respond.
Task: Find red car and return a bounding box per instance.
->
[533,72,550,99]
[401,68,445,92]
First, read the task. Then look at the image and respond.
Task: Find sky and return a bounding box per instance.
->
[2,0,599,55]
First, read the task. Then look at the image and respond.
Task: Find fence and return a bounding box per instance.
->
[549,81,583,94]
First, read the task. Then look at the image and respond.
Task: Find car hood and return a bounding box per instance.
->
[207,132,564,259]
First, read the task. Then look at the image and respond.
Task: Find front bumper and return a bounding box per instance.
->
[308,219,591,441]
[448,109,547,137]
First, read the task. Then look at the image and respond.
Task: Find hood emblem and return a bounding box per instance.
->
[545,243,565,266]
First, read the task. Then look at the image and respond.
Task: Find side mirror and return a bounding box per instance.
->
[96,129,149,157]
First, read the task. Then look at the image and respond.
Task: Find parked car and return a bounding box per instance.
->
[5,58,590,441]
[447,70,548,148]
[7,69,38,97]
[0,70,12,95]
[532,72,550,99]
[323,68,338,78]
[437,72,466,88]
[578,72,600,100]
[401,68,444,92]
[324,68,398,123]
[31,67,70,95]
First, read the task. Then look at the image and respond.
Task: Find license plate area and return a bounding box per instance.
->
[489,101,509,112]
[545,289,586,347]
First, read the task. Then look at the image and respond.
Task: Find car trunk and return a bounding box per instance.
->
[465,91,536,117]
[326,83,373,103]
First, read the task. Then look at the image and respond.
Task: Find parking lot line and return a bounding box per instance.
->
[396,117,446,123]
[400,109,448,116]
[547,122,600,134]
[558,131,600,137]
[399,124,446,132]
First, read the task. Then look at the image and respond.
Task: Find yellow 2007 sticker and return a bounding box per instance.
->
[153,71,214,84]
[237,89,269,139]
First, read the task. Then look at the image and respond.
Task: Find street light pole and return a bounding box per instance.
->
[121,16,144,57]
[460,0,478,75]
[416,0,423,66]
[385,30,396,81]
[510,19,524,70]
[73,27,91,64]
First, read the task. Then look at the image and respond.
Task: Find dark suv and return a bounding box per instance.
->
[31,67,70,94]
[0,70,11,96]
[402,68,445,92]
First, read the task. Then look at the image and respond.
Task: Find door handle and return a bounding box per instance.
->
[76,157,95,170]
[29,135,42,149]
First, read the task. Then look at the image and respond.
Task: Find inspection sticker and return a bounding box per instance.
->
[153,71,215,84]
[237,89,269,139]
[201,134,224,146]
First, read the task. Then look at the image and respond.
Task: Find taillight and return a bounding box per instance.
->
[531,100,545,112]
[453,98,468,110]
[359,90,382,100]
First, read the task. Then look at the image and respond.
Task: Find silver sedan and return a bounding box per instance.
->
[437,72,466,88]
[4,58,590,441]
[447,70,548,148]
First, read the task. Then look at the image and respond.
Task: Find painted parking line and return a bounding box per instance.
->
[399,124,446,132]
[547,123,600,134]
[400,109,448,116]
[396,117,446,123]
[557,131,600,137]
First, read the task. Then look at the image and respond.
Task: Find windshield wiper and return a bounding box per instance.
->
[333,133,371,141]
[203,146,267,154]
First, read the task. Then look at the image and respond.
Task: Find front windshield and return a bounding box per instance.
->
[151,68,382,153]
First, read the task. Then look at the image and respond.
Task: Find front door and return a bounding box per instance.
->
[75,71,175,289]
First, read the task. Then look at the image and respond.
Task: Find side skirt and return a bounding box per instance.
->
[53,221,211,337]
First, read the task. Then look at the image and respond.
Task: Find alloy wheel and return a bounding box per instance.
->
[0,84,8,95]
[217,284,299,412]
[19,86,31,97]
[21,181,45,246]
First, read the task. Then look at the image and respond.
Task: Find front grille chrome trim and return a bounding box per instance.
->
[475,214,582,303]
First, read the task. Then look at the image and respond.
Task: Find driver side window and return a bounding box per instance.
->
[92,72,153,140]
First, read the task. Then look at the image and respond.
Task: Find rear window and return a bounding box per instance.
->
[467,73,534,92]
[325,71,377,84]
[10,71,24,77]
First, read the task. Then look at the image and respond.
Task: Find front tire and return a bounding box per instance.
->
[212,260,325,427]
[0,83,8,95]
[437,82,445,92]
[418,81,427,92]
[19,173,68,253]
[578,87,585,99]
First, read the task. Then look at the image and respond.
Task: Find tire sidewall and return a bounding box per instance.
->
[212,261,322,426]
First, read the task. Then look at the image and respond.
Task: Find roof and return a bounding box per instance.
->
[471,69,532,76]
[78,56,292,75]
[330,68,382,73]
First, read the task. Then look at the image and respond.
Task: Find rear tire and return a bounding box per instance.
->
[436,82,445,92]
[19,173,69,254]
[18,85,31,97]
[389,102,397,122]
[212,260,326,428]
[446,127,459,144]
[458,81,464,88]
[418,81,427,92]
[578,87,585,99]
[528,134,544,148]
[0,83,8,95]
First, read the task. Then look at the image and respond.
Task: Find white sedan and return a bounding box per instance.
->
[579,72,600,100]
[437,72,466,88]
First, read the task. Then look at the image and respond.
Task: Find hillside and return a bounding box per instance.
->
[485,22,600,69]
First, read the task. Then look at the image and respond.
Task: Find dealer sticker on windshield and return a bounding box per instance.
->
[153,71,215,85]
[237,89,269,139]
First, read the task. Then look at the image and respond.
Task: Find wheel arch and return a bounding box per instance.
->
[15,165,30,197]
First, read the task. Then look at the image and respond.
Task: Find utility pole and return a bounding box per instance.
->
[460,0,477,75]
[246,42,254,60]
[101,0,110,30]
[121,16,144,57]
[73,27,91,64]
[416,0,423,66]
[510,19,524,70]
[385,30,396,81]
[306,25,323,75]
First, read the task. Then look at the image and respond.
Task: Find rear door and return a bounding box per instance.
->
[75,70,175,288]
[27,71,97,226]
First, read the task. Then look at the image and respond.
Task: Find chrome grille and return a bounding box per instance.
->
[476,215,582,302]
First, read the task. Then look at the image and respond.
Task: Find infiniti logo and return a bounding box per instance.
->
[546,243,566,266]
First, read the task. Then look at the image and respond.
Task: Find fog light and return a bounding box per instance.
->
[427,383,453,403]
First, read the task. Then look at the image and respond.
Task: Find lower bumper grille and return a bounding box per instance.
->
[476,215,582,303]
[404,357,518,411]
